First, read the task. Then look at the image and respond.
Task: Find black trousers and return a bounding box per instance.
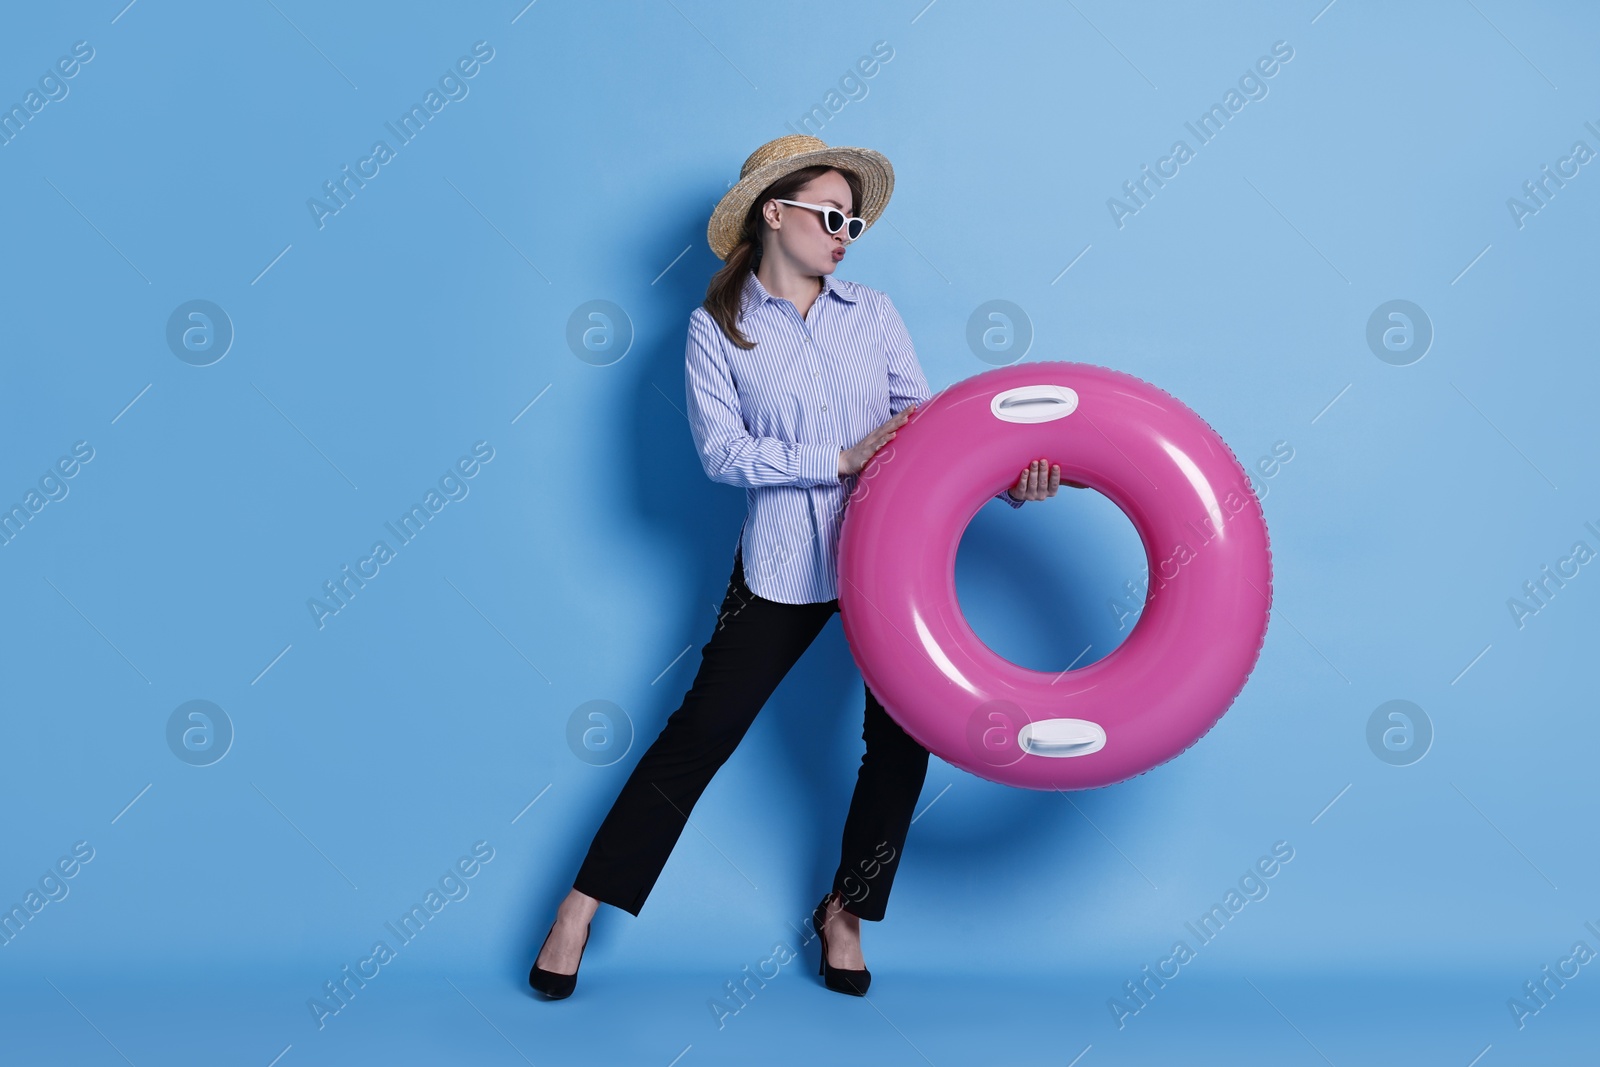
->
[572,546,930,922]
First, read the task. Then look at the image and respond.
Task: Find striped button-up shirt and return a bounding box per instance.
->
[684,269,1024,605]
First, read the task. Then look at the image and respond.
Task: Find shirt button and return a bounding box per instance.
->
[821,404,827,411]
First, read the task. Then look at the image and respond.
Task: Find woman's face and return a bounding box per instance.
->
[764,170,854,275]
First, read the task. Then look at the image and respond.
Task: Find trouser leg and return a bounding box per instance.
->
[830,680,931,922]
[572,550,834,917]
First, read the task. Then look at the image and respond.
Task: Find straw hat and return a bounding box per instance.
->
[706,134,895,261]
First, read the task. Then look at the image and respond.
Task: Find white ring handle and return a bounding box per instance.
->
[991,384,1079,424]
[1017,718,1107,758]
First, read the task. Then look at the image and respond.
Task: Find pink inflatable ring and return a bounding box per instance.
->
[838,361,1272,791]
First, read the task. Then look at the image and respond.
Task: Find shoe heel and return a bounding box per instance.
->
[813,892,871,997]
[529,919,590,1000]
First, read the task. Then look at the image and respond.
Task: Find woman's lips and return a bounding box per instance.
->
[832,248,845,261]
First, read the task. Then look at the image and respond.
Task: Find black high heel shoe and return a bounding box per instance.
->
[528,919,590,999]
[812,892,870,996]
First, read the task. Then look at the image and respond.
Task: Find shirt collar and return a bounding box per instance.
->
[739,270,858,318]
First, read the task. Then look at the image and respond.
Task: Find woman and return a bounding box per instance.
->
[529,134,1066,1000]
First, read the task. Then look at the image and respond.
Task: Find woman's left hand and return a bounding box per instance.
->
[1006,459,1088,501]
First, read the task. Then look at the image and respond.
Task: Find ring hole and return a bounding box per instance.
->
[955,486,1148,674]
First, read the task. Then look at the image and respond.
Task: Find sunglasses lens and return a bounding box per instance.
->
[846,217,865,240]
[822,208,845,234]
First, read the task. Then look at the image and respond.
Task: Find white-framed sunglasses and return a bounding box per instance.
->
[771,199,866,241]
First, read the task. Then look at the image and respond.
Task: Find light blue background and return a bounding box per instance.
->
[2,1,1596,1063]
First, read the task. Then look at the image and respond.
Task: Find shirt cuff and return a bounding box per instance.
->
[999,489,1025,508]
[797,443,843,486]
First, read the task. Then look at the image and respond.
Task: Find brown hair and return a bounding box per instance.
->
[701,165,864,349]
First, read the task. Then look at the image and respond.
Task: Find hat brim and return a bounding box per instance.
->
[707,145,894,261]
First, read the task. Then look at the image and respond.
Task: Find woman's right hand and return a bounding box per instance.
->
[840,404,916,478]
